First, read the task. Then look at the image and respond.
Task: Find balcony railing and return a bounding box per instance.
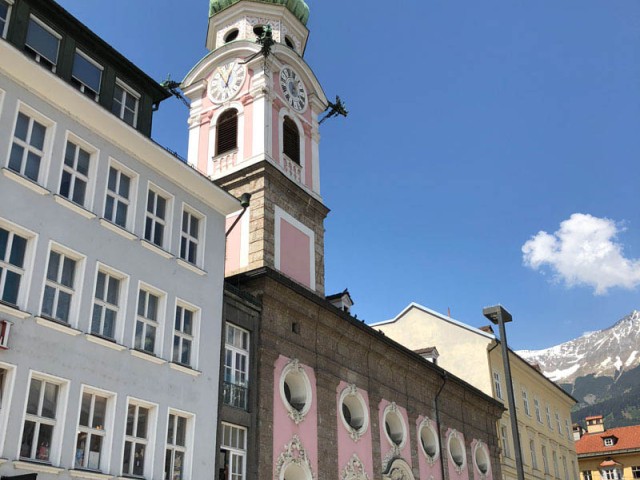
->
[222,380,248,410]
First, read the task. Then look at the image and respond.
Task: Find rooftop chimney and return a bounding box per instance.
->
[585,415,605,434]
[572,423,585,441]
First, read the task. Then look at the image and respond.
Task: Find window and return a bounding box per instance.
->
[216,109,238,156]
[542,445,549,474]
[71,50,102,101]
[0,226,27,306]
[500,425,510,459]
[555,412,562,434]
[75,391,109,470]
[573,461,578,480]
[546,405,553,430]
[534,398,542,423]
[522,388,530,416]
[603,437,614,447]
[104,165,133,229]
[0,0,11,38]
[41,249,78,323]
[60,140,91,207]
[493,371,503,400]
[529,439,538,469]
[123,402,150,477]
[25,16,60,71]
[282,116,300,165]
[583,472,592,480]
[20,376,61,462]
[602,470,621,480]
[135,287,160,354]
[8,111,47,182]
[447,431,465,468]
[173,305,195,366]
[112,80,139,127]
[552,451,559,478]
[165,413,188,480]
[219,423,246,480]
[631,467,640,479]
[563,456,569,480]
[565,419,571,441]
[145,188,169,248]
[223,324,249,409]
[224,29,239,43]
[180,209,201,265]
[91,269,122,340]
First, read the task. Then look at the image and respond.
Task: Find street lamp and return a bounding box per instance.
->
[483,305,525,480]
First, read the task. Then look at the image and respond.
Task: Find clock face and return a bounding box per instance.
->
[280,67,307,112]
[209,60,247,104]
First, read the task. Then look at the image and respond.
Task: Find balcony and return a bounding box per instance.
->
[281,154,302,184]
[211,150,238,177]
[223,380,248,410]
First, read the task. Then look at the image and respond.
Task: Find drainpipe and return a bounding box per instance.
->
[225,193,251,237]
[435,371,448,480]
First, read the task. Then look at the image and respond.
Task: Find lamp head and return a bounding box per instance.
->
[482,305,512,325]
[239,193,251,209]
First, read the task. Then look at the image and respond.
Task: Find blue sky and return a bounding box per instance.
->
[57,0,640,350]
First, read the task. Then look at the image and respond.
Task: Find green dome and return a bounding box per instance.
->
[209,0,310,25]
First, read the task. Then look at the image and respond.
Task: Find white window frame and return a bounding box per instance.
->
[71,49,103,101]
[534,398,542,423]
[122,398,157,479]
[40,242,85,326]
[546,405,553,430]
[90,264,128,343]
[144,183,172,250]
[0,0,13,39]
[584,471,593,480]
[0,218,36,310]
[19,371,69,466]
[0,362,16,455]
[631,466,640,479]
[133,282,165,356]
[493,371,503,400]
[74,386,115,473]
[165,409,194,480]
[522,388,531,416]
[529,438,538,470]
[172,300,199,368]
[24,15,61,71]
[500,424,510,459]
[542,445,550,475]
[565,419,572,441]
[7,102,55,186]
[220,422,247,480]
[104,159,137,231]
[603,437,614,447]
[601,470,621,480]
[59,132,98,210]
[555,411,562,435]
[113,79,140,128]
[223,323,250,409]
[180,204,204,267]
[553,451,560,478]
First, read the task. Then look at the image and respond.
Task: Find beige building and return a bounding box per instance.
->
[373,303,579,480]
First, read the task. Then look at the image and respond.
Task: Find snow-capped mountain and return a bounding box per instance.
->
[518,310,640,384]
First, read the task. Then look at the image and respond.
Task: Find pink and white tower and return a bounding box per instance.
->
[182,0,329,294]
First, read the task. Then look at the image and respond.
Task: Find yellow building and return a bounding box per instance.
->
[575,415,640,480]
[373,303,578,480]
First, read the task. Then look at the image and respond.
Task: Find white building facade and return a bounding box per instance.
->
[0,1,239,479]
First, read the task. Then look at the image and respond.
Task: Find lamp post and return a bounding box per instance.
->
[483,305,525,480]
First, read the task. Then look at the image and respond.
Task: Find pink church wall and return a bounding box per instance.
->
[416,416,444,480]
[378,400,412,468]
[446,428,470,480]
[304,133,312,188]
[336,382,374,479]
[279,218,311,288]
[225,213,241,274]
[272,355,318,478]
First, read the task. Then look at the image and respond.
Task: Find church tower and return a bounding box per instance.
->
[182,0,329,294]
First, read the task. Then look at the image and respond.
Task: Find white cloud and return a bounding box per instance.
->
[522,213,640,294]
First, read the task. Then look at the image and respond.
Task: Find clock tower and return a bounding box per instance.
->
[182,0,329,294]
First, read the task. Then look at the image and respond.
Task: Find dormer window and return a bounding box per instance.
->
[282,116,300,165]
[1,0,12,39]
[71,50,103,101]
[216,109,238,156]
[603,437,615,447]
[112,79,139,127]
[25,16,60,72]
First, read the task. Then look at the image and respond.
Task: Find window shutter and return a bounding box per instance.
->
[283,117,300,164]
[216,109,238,155]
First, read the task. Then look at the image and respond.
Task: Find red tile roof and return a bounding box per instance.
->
[576,425,640,455]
